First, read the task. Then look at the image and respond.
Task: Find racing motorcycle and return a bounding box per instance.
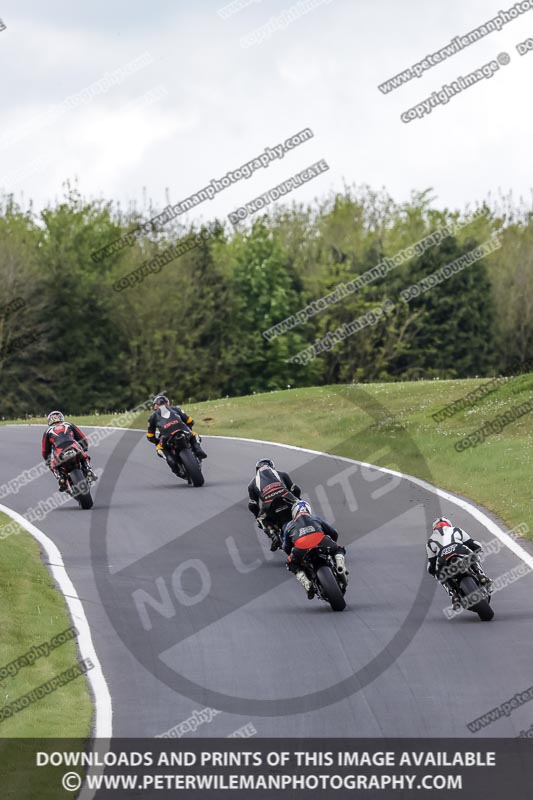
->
[437,542,494,621]
[297,533,348,612]
[53,442,95,510]
[257,485,300,550]
[160,422,205,487]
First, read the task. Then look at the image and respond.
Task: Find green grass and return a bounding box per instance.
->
[3,375,532,539]
[0,513,93,738]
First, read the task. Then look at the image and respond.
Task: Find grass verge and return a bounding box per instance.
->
[0,511,93,738]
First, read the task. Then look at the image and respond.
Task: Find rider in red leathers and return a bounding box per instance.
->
[42,411,96,491]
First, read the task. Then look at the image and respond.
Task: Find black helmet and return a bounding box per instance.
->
[256,458,274,471]
[153,395,169,409]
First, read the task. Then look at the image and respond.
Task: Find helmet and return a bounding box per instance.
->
[432,517,452,534]
[47,411,64,426]
[256,458,274,471]
[153,395,169,409]
[292,500,312,520]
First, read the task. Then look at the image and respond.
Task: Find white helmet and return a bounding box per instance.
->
[432,517,452,534]
[292,500,312,520]
[47,411,64,425]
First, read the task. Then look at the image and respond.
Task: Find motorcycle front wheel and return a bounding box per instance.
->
[179,448,205,487]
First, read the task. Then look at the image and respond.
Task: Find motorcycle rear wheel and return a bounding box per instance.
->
[316,565,346,611]
[70,468,93,509]
[460,576,494,621]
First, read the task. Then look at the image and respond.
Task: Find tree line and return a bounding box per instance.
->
[0,183,531,417]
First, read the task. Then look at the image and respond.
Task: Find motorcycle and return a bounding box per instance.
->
[437,542,494,621]
[160,423,205,487]
[297,534,348,612]
[53,442,95,510]
[257,485,300,550]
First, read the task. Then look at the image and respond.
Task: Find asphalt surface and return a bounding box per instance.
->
[1,424,532,739]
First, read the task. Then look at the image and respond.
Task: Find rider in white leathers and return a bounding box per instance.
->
[426,517,491,609]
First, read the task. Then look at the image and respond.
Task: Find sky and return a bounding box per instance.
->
[1,0,532,223]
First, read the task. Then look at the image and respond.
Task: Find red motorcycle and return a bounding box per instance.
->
[52,442,94,509]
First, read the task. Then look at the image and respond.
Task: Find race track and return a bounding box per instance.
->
[1,425,532,739]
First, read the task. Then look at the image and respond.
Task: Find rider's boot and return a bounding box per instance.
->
[266,527,279,552]
[295,570,315,599]
[192,435,207,460]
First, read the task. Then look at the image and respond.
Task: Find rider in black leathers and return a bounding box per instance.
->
[146,395,207,465]
[282,500,347,598]
[247,458,301,551]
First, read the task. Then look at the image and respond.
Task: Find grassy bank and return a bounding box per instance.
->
[0,512,93,738]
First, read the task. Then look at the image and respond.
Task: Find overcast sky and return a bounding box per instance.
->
[1,0,532,223]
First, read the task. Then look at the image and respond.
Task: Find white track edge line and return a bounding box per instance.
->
[0,502,113,739]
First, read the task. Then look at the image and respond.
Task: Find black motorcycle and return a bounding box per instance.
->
[161,422,205,487]
[299,539,348,612]
[437,543,494,621]
[257,486,300,549]
[54,442,94,509]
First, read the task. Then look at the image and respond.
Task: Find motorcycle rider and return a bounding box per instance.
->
[42,411,97,491]
[283,500,347,599]
[146,395,207,465]
[426,516,492,610]
[247,458,301,551]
